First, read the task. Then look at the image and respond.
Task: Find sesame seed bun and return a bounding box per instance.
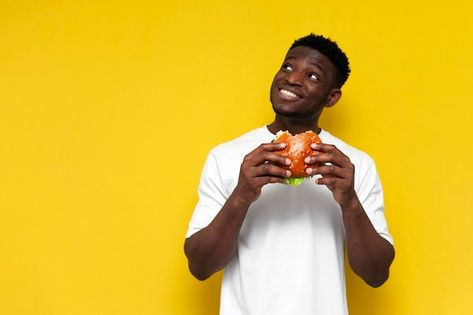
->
[273,130,321,184]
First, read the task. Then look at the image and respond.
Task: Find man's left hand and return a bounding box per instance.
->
[305,143,357,208]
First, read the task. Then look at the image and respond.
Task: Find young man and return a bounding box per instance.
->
[184,34,395,315]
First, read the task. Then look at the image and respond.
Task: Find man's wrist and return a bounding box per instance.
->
[229,191,252,210]
[340,193,362,217]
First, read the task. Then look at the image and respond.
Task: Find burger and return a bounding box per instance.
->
[273,130,322,186]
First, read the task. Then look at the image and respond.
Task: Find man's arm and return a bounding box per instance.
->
[339,198,394,287]
[184,142,291,280]
[305,143,395,287]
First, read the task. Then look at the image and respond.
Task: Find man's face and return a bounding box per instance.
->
[270,46,338,120]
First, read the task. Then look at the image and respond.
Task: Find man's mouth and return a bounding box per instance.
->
[279,88,301,100]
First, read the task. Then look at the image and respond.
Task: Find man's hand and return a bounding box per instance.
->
[233,142,292,205]
[304,143,357,208]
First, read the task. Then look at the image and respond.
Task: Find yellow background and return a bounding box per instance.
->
[1,1,472,314]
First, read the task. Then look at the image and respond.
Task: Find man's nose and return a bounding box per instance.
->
[285,71,303,86]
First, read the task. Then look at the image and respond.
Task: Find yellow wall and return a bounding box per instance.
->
[1,1,472,314]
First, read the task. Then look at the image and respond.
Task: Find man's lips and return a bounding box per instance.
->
[278,88,302,100]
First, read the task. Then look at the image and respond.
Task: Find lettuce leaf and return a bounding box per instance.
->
[283,177,306,186]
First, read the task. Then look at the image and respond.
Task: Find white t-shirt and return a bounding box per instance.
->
[186,126,393,315]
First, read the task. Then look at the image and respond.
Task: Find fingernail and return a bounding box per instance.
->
[311,143,318,149]
[286,170,291,177]
[306,168,312,175]
[279,143,286,148]
[285,158,291,165]
[304,157,310,163]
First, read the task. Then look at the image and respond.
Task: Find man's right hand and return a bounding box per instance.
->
[233,142,292,205]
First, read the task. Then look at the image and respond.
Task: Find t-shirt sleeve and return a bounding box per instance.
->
[355,157,394,245]
[185,151,228,238]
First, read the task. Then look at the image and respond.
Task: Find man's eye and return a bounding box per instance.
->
[282,64,293,72]
[309,73,319,81]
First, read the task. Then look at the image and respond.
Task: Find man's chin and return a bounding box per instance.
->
[273,106,315,121]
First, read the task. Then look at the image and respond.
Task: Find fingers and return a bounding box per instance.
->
[305,143,351,168]
[236,142,293,204]
[245,142,286,160]
[238,142,291,193]
[315,176,339,191]
[303,143,357,205]
[253,163,291,178]
[256,176,286,186]
[310,143,338,153]
[306,164,345,177]
[304,143,354,187]
[244,142,291,167]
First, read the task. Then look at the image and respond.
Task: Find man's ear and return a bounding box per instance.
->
[325,89,342,108]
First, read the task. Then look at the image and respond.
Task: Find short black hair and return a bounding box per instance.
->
[289,33,350,88]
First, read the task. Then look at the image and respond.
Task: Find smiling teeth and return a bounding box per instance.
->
[280,89,298,98]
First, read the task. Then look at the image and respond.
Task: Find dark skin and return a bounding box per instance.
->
[184,46,394,286]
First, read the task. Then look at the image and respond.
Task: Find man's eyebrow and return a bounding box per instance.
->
[309,59,327,73]
[284,55,327,73]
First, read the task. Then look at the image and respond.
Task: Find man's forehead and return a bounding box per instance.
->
[285,46,333,71]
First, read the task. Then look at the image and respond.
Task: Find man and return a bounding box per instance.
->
[184,34,395,315]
